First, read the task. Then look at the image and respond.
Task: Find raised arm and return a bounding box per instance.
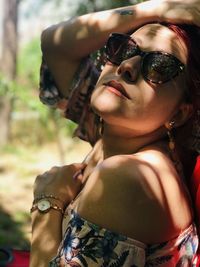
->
[41,0,200,98]
[40,2,155,97]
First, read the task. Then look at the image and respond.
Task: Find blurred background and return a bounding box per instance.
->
[0,0,144,251]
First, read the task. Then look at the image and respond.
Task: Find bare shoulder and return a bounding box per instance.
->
[91,150,185,195]
[77,151,193,243]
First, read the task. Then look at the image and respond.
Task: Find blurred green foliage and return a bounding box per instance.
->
[0,40,75,146]
[18,37,40,87]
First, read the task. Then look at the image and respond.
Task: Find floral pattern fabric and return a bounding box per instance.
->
[49,209,199,266]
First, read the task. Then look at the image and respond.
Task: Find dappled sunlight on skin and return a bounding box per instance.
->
[53,24,64,45]
[31,211,62,267]
[42,19,195,245]
[89,28,188,142]
[157,0,200,26]
[132,24,187,65]
[73,153,192,243]
[135,159,174,210]
[76,12,121,38]
[131,157,193,235]
[90,23,190,139]
[34,2,200,265]
[133,0,200,28]
[45,0,200,61]
[80,170,104,202]
[41,166,83,201]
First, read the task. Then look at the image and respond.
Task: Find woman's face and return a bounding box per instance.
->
[90,24,188,135]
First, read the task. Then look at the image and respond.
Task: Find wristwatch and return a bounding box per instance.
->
[30,199,64,214]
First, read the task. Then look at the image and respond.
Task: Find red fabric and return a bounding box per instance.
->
[7,250,30,267]
[196,186,200,227]
[191,156,200,265]
[192,156,200,195]
[192,156,200,225]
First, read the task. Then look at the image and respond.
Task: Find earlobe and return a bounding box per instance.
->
[172,103,194,128]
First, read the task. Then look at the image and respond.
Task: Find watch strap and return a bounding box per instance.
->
[30,200,64,215]
[33,194,64,205]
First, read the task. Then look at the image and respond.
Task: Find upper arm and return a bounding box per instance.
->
[40,21,102,98]
[41,28,81,98]
[39,31,100,145]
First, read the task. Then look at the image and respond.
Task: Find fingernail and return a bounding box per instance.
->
[73,170,82,180]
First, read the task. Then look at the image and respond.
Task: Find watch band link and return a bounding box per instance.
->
[30,199,64,215]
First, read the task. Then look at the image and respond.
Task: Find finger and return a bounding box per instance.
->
[42,171,49,177]
[73,162,87,169]
[73,169,84,180]
[35,173,45,182]
[49,166,60,173]
[63,163,87,174]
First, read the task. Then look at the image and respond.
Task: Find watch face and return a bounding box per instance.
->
[37,199,51,212]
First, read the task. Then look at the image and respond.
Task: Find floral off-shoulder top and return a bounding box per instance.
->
[48,208,199,267]
[39,57,199,266]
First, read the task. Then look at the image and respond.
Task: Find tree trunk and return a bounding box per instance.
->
[0,0,18,146]
[0,96,12,145]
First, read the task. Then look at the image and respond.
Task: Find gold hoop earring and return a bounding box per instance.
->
[97,117,104,137]
[167,121,175,151]
[166,121,182,175]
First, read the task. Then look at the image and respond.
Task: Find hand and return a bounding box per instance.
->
[33,163,87,206]
[138,0,200,26]
[155,0,200,26]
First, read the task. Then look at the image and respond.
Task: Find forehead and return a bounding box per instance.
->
[131,24,188,64]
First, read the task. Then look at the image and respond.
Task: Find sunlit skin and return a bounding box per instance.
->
[70,24,193,243]
[31,1,200,264]
[91,24,188,145]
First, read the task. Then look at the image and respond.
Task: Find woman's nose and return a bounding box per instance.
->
[116,56,141,83]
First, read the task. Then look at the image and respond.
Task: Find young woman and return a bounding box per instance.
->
[30,1,200,266]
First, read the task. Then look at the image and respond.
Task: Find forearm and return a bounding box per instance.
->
[30,210,62,267]
[40,0,200,97]
[40,1,160,97]
[41,1,159,60]
[30,164,86,266]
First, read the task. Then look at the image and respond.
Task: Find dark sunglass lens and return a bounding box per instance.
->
[142,53,180,83]
[106,34,128,65]
[106,34,137,65]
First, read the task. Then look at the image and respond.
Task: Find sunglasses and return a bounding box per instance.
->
[105,33,185,84]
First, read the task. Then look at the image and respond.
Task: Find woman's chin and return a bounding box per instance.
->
[91,102,120,118]
[91,93,123,115]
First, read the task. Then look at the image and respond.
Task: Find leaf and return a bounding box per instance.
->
[146,241,168,257]
[77,254,88,267]
[108,250,129,267]
[146,255,173,266]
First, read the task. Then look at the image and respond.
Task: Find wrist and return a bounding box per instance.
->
[103,3,160,35]
[33,193,70,207]
[31,195,67,215]
[34,194,64,204]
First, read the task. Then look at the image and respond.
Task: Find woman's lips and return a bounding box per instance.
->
[104,80,130,99]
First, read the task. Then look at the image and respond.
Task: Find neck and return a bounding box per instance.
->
[101,123,166,159]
